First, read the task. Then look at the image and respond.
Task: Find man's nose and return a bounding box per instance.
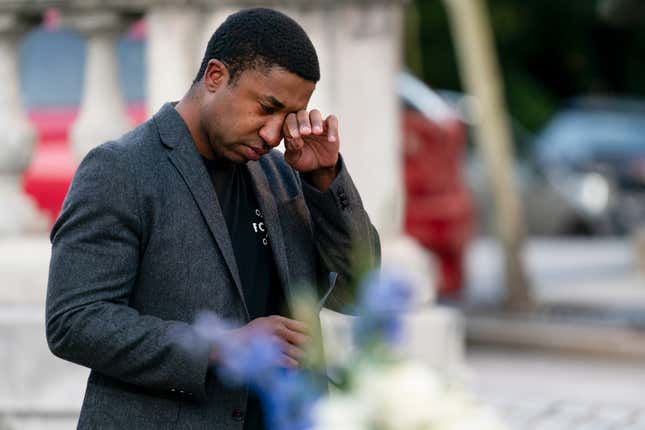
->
[259,118,284,148]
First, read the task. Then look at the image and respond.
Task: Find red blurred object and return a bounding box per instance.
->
[402,108,475,298]
[22,103,148,226]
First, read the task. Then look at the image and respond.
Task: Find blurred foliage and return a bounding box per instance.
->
[405,0,645,139]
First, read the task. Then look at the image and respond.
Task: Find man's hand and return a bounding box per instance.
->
[283,109,340,191]
[209,315,310,368]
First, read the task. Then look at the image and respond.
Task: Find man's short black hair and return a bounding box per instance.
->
[194,8,320,85]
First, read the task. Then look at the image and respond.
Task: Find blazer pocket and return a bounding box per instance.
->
[84,377,181,428]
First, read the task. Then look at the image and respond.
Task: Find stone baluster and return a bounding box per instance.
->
[295,2,437,297]
[64,10,133,161]
[332,3,405,240]
[146,3,203,115]
[0,11,47,235]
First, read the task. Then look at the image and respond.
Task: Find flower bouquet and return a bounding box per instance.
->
[190,269,509,430]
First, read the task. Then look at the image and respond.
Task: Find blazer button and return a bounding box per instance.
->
[232,408,245,422]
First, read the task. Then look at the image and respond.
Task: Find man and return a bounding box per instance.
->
[46,7,379,430]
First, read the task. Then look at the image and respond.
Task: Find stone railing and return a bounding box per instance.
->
[0,0,410,237]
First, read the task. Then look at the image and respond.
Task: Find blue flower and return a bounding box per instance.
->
[353,270,415,347]
[216,334,283,387]
[259,369,321,430]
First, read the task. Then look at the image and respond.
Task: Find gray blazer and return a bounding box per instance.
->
[46,103,380,429]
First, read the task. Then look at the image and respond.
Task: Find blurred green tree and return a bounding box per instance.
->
[405,0,645,144]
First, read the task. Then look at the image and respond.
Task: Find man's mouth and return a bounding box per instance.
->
[243,144,266,160]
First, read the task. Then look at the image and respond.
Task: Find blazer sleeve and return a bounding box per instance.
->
[46,143,212,400]
[300,155,381,312]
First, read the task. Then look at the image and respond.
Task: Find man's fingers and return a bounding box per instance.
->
[281,354,300,369]
[277,326,310,346]
[297,110,311,135]
[283,113,300,139]
[325,115,338,142]
[278,339,304,360]
[283,114,305,152]
[309,109,324,135]
[270,316,309,345]
[279,316,309,334]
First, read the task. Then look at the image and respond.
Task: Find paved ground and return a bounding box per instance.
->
[468,345,645,430]
[464,237,645,429]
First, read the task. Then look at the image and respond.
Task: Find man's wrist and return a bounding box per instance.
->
[303,161,339,192]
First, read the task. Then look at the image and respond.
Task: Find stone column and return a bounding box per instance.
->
[64,10,133,161]
[0,12,47,235]
[146,4,203,115]
[331,3,405,239]
[271,1,462,372]
[298,2,436,301]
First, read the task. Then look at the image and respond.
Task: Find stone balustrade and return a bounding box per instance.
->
[1,0,410,236]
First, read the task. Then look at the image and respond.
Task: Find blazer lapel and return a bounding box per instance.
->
[247,160,293,304]
[155,104,249,320]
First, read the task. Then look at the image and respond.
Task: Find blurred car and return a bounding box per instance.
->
[435,91,645,236]
[532,96,645,235]
[399,73,475,297]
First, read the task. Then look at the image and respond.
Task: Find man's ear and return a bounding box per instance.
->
[203,59,229,92]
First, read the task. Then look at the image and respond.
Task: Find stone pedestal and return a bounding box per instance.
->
[0,237,86,429]
[0,13,48,235]
[321,306,464,376]
[65,10,133,161]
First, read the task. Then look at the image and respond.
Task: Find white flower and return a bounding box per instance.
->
[352,361,445,430]
[312,360,511,430]
[310,394,370,430]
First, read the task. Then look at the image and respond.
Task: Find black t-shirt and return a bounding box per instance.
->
[202,157,284,430]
